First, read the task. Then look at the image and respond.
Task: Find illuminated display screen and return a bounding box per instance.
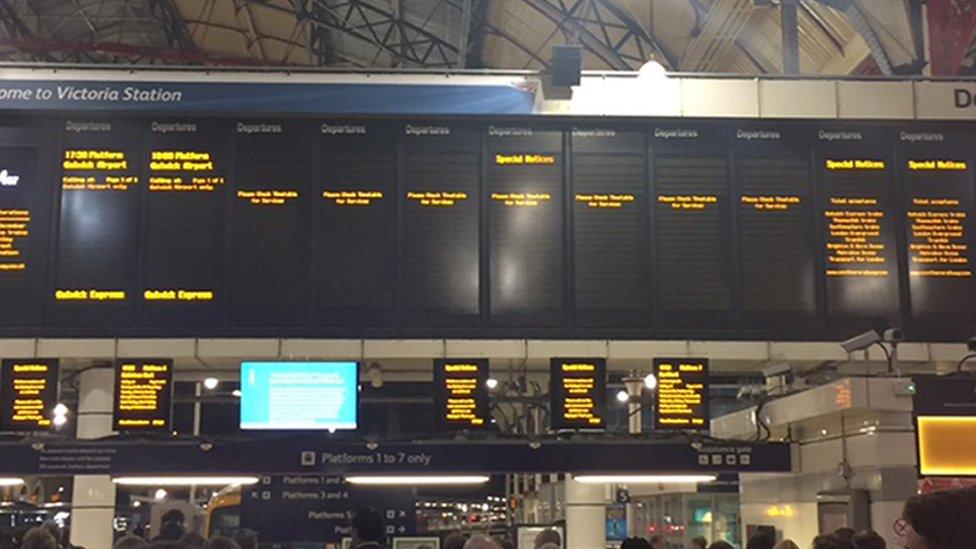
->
[433,358,490,429]
[240,361,359,430]
[654,357,709,430]
[0,358,59,431]
[550,357,606,430]
[0,118,972,340]
[488,127,564,327]
[113,358,173,432]
[914,376,976,476]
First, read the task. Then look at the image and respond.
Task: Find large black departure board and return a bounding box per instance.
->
[229,122,312,326]
[572,128,650,327]
[317,122,397,327]
[488,126,565,326]
[652,125,733,327]
[734,126,817,328]
[51,119,142,326]
[401,124,481,326]
[1,115,976,341]
[0,128,51,327]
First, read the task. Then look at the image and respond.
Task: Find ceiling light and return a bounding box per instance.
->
[0,479,24,487]
[616,390,630,404]
[203,378,219,390]
[53,403,68,417]
[345,476,490,486]
[231,389,242,398]
[113,476,259,486]
[644,373,657,391]
[485,378,499,391]
[573,475,717,484]
[52,415,67,427]
[154,489,167,500]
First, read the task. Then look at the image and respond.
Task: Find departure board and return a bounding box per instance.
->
[550,357,606,430]
[898,130,976,332]
[317,122,396,326]
[489,127,565,326]
[113,358,173,432]
[817,127,900,325]
[734,126,817,327]
[229,122,312,326]
[0,128,50,327]
[654,357,708,430]
[401,124,481,326]
[572,128,651,327]
[652,126,733,326]
[0,358,59,432]
[51,120,142,326]
[433,358,490,429]
[143,121,227,326]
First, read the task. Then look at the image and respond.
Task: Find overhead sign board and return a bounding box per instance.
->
[0,358,59,431]
[914,375,976,476]
[433,358,490,429]
[654,357,709,430]
[550,357,606,430]
[113,358,173,432]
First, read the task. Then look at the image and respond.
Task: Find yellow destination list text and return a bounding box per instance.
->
[575,193,635,209]
[323,190,383,207]
[406,191,467,208]
[491,192,551,208]
[237,189,299,206]
[0,208,30,272]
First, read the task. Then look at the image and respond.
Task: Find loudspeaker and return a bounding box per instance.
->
[551,45,582,86]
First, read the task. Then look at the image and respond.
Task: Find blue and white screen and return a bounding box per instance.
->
[240,361,358,430]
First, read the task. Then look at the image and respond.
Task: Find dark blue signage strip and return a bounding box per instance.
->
[0,440,791,476]
[0,80,535,115]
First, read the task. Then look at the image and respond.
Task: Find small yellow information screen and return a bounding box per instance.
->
[550,358,606,430]
[654,358,709,430]
[113,358,173,432]
[0,359,59,431]
[433,359,490,429]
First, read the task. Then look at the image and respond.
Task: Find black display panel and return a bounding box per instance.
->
[550,357,606,430]
[142,121,227,326]
[317,122,397,326]
[51,119,142,326]
[0,128,51,327]
[229,122,312,326]
[652,125,733,327]
[0,358,59,432]
[897,130,976,334]
[488,126,565,326]
[654,357,708,430]
[571,128,651,327]
[113,358,173,432]
[432,358,490,429]
[734,126,817,327]
[400,124,481,326]
[817,127,900,327]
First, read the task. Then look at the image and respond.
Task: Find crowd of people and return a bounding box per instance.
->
[5,487,976,549]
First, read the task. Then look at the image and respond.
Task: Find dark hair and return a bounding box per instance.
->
[691,536,708,549]
[157,519,185,541]
[21,528,58,549]
[903,488,976,549]
[833,528,856,542]
[147,542,181,549]
[351,506,385,542]
[812,535,854,549]
[114,535,149,549]
[444,533,469,549]
[534,529,561,548]
[746,534,774,549]
[231,529,257,549]
[708,542,735,549]
[178,532,207,548]
[205,537,241,549]
[851,530,885,549]
[160,509,185,525]
[648,535,664,544]
[621,539,644,549]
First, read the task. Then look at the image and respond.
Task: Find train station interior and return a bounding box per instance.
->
[1,1,976,549]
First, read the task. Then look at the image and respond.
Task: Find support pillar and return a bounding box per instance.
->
[70,367,116,548]
[781,0,800,74]
[564,476,605,549]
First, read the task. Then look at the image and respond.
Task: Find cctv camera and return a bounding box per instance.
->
[968,337,976,353]
[762,362,792,379]
[840,330,881,354]
[882,328,903,343]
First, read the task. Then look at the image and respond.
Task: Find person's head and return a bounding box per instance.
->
[157,519,185,541]
[774,541,800,549]
[708,542,735,549]
[444,533,469,549]
[833,529,856,542]
[692,536,708,549]
[231,529,257,549]
[649,535,666,549]
[160,509,185,526]
[113,535,149,549]
[205,538,241,549]
[851,531,885,549]
[148,542,180,549]
[21,528,58,549]
[747,534,774,549]
[901,487,976,549]
[812,535,854,549]
[620,539,642,549]
[534,529,561,548]
[537,544,559,549]
[462,536,503,549]
[178,532,207,548]
[350,507,385,543]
